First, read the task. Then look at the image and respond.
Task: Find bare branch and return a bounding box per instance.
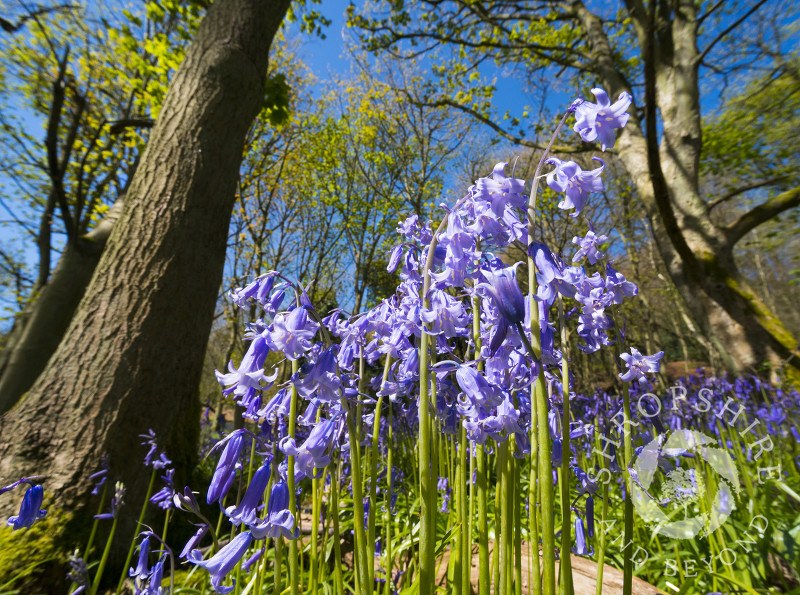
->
[725,186,800,246]
[697,0,768,65]
[0,3,77,34]
[707,176,790,210]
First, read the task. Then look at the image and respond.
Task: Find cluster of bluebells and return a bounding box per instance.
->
[161,87,666,591]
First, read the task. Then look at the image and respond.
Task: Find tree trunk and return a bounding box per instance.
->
[576,0,800,378]
[0,198,123,414]
[0,0,290,582]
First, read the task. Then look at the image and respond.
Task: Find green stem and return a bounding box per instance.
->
[558,298,574,595]
[477,443,490,595]
[91,513,120,595]
[384,406,394,595]
[288,358,299,595]
[525,105,573,595]
[116,468,157,594]
[84,482,108,560]
[343,394,370,595]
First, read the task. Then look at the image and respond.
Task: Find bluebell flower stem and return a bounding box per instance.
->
[83,482,108,560]
[90,512,119,595]
[343,393,370,595]
[476,443,489,595]
[288,358,300,595]
[460,425,470,595]
[559,298,574,595]
[311,406,322,595]
[594,423,608,595]
[621,379,634,595]
[514,445,522,595]
[116,466,157,594]
[526,117,562,593]
[384,405,394,595]
[332,459,344,595]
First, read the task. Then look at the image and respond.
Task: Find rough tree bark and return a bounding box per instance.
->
[0,0,291,578]
[0,198,123,413]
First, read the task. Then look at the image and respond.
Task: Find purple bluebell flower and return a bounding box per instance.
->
[6,483,46,529]
[456,366,504,409]
[129,534,151,580]
[572,514,593,555]
[420,289,471,338]
[189,531,253,594]
[180,525,208,559]
[292,346,341,402]
[265,307,319,360]
[207,430,246,505]
[229,273,277,309]
[215,336,276,403]
[604,265,638,304]
[586,496,595,537]
[477,263,526,327]
[545,157,604,217]
[150,468,176,510]
[280,417,340,479]
[572,230,608,264]
[573,88,633,150]
[226,461,270,526]
[241,547,265,573]
[619,348,664,384]
[89,455,109,496]
[250,481,298,540]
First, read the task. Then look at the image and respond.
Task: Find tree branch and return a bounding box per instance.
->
[697,0,768,65]
[725,186,800,246]
[410,95,590,154]
[707,175,790,210]
[109,118,155,135]
[0,4,77,34]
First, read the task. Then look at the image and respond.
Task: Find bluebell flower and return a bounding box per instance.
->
[89,455,109,496]
[66,550,89,594]
[545,157,604,217]
[619,348,665,384]
[226,461,270,526]
[6,484,46,529]
[250,481,298,540]
[189,531,253,594]
[477,263,526,326]
[129,535,151,580]
[180,525,208,559]
[265,307,319,360]
[572,230,608,264]
[573,88,632,151]
[280,417,340,480]
[207,430,246,505]
[571,514,593,556]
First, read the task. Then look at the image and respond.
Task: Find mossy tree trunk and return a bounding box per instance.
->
[0,0,290,579]
[576,0,800,377]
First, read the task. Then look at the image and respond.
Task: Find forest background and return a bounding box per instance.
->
[0,0,798,586]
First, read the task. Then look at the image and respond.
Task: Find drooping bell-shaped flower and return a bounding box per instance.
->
[619,347,664,384]
[129,535,151,580]
[6,484,46,530]
[571,514,593,556]
[573,88,633,151]
[279,417,340,479]
[572,230,608,265]
[250,481,298,540]
[477,263,526,328]
[207,430,246,505]
[545,157,604,217]
[226,461,270,526]
[189,531,253,594]
[265,306,319,360]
